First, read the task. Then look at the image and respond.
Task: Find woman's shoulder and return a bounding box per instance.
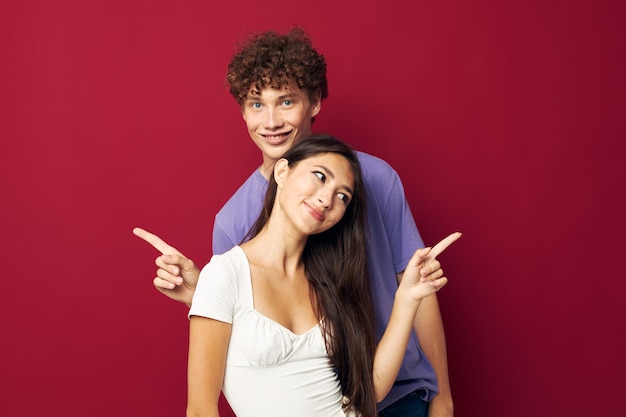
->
[201,246,248,279]
[215,245,247,264]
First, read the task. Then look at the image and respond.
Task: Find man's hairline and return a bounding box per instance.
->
[239,83,322,105]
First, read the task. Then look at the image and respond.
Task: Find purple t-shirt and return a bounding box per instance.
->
[212,151,437,409]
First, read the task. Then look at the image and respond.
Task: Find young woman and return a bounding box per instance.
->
[186,135,458,417]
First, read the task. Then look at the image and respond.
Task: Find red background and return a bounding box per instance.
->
[2,1,624,416]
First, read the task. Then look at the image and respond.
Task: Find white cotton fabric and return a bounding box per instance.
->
[189,246,348,417]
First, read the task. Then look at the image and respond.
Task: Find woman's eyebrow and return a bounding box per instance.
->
[314,165,353,194]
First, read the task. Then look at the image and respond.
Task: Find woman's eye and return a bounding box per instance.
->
[314,171,326,182]
[337,193,350,203]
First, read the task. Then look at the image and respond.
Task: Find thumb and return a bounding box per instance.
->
[408,246,432,269]
[161,253,196,271]
[178,256,199,274]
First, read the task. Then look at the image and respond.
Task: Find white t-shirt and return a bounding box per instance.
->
[189,246,348,417]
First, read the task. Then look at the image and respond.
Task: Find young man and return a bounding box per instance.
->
[135,29,454,417]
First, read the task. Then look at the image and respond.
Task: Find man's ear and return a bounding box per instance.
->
[274,158,290,188]
[310,92,322,119]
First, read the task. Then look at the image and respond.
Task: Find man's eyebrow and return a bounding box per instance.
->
[243,91,297,102]
[314,165,354,195]
[278,92,297,99]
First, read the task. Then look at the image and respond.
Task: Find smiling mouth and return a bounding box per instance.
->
[261,131,292,144]
[305,202,325,221]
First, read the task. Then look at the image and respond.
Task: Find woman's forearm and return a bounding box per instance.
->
[372,292,421,402]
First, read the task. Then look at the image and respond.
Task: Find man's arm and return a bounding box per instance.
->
[394,275,453,417]
[375,246,443,402]
[133,227,200,306]
[414,293,453,417]
[395,233,460,417]
[375,233,458,402]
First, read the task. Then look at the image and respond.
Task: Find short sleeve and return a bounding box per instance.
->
[382,171,423,272]
[357,152,424,273]
[188,253,238,324]
[211,170,269,256]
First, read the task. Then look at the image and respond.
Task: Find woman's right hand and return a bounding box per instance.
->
[133,227,200,306]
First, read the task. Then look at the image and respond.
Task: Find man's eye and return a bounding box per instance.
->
[252,102,262,109]
[283,100,293,106]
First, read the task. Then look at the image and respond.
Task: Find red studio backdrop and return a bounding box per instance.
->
[1,1,624,416]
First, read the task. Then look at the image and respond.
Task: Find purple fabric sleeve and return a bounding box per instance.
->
[212,169,267,256]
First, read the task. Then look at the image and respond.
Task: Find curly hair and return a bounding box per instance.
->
[227,28,329,105]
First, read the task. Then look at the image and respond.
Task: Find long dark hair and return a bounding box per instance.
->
[245,134,378,417]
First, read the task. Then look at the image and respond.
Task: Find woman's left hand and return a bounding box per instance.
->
[398,232,462,302]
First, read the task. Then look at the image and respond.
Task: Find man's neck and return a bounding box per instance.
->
[258,160,276,180]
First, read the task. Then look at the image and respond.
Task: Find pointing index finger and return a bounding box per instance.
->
[429,232,462,259]
[132,227,182,255]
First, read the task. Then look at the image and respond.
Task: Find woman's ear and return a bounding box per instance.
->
[274,158,289,188]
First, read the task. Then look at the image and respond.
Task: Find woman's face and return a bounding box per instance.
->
[275,152,355,236]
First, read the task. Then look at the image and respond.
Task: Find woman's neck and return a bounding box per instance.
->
[243,219,307,274]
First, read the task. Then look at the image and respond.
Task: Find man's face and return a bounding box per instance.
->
[242,83,321,174]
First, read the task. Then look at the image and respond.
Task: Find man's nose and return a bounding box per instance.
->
[264,107,283,128]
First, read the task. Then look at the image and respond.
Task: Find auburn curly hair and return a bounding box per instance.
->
[227,28,329,105]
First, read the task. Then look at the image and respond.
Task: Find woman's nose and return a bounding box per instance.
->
[317,188,333,208]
